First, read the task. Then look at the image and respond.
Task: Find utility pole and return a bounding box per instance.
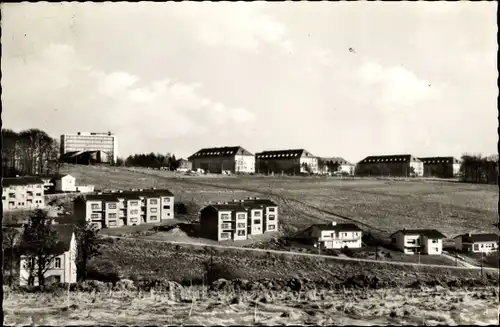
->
[481,251,484,278]
[455,252,458,267]
[418,251,421,264]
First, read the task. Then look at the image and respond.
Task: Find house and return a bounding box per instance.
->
[53,174,77,192]
[199,197,279,241]
[418,157,462,178]
[176,158,193,172]
[454,233,499,253]
[301,222,363,249]
[73,188,174,229]
[19,224,77,286]
[356,154,424,177]
[390,229,447,255]
[255,149,319,175]
[319,157,355,176]
[2,177,45,211]
[60,132,117,164]
[75,185,95,194]
[188,146,255,174]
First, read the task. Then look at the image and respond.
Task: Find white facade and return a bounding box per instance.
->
[391,231,444,255]
[54,175,76,192]
[299,156,319,174]
[235,154,256,173]
[454,235,499,253]
[76,185,95,193]
[309,223,362,249]
[2,179,45,211]
[409,161,424,177]
[60,132,118,164]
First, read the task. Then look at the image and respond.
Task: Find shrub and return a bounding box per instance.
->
[204,261,244,285]
[87,260,120,285]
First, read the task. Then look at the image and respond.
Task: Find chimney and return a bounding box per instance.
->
[331,221,337,226]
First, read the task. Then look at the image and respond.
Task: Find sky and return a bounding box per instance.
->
[2,2,498,162]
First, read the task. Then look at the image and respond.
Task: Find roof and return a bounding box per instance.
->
[37,173,72,180]
[207,203,247,212]
[455,233,499,243]
[418,157,461,164]
[255,149,316,159]
[188,146,253,159]
[20,224,74,256]
[391,229,447,239]
[203,198,278,211]
[81,189,174,202]
[358,154,421,164]
[320,157,353,165]
[243,198,278,207]
[312,223,362,232]
[2,177,45,187]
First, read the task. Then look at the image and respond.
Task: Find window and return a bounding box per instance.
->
[253,211,261,217]
[237,223,245,228]
[432,239,438,244]
[130,209,139,214]
[150,199,158,205]
[35,193,42,196]
[27,191,33,196]
[9,193,15,197]
[91,213,99,219]
[130,218,138,223]
[237,230,245,236]
[109,213,117,218]
[150,215,157,221]
[268,207,276,212]
[221,213,230,219]
[150,208,157,213]
[91,203,100,210]
[220,232,230,239]
[2,196,5,200]
[54,258,61,268]
[36,185,42,188]
[163,205,171,210]
[108,221,117,227]
[130,201,139,206]
[163,197,171,203]
[221,223,230,229]
[254,219,261,224]
[108,203,117,209]
[27,199,32,204]
[237,214,246,220]
[268,215,276,220]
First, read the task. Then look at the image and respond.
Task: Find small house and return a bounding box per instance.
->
[302,222,363,249]
[391,229,447,255]
[454,233,499,253]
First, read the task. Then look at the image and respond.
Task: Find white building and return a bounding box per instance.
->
[2,177,45,211]
[60,132,118,164]
[54,174,76,192]
[301,222,363,249]
[454,233,499,253]
[188,146,255,174]
[319,157,355,175]
[390,229,447,255]
[255,149,319,175]
[19,224,77,286]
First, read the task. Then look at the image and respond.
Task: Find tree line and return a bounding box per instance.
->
[117,152,181,170]
[2,128,61,177]
[460,154,498,184]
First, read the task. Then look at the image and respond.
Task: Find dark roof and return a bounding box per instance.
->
[204,198,278,211]
[312,223,362,232]
[456,233,499,243]
[2,177,45,187]
[391,229,447,239]
[188,146,253,159]
[209,203,247,212]
[81,189,174,202]
[418,157,461,164]
[36,174,72,180]
[358,154,421,164]
[244,198,278,207]
[255,149,316,159]
[320,157,353,165]
[20,224,74,256]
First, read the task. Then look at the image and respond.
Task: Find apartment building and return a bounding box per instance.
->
[390,229,447,255]
[301,222,363,249]
[19,224,77,286]
[454,233,499,253]
[73,188,174,229]
[355,154,424,177]
[199,197,279,241]
[188,146,255,174]
[419,157,462,178]
[255,149,319,175]
[60,132,118,164]
[2,177,45,211]
[319,157,355,176]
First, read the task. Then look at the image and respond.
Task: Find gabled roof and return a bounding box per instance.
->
[255,149,316,159]
[391,229,447,239]
[320,157,353,165]
[455,233,499,243]
[20,224,74,256]
[80,189,174,202]
[312,223,362,232]
[358,154,421,164]
[188,146,253,159]
[418,157,461,164]
[2,177,45,187]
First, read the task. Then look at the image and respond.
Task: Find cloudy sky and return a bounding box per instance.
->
[2,2,497,162]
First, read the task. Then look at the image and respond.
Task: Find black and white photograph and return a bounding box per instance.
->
[1,1,498,325]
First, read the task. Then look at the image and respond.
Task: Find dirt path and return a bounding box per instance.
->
[441,252,478,268]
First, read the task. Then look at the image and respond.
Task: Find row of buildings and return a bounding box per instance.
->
[186,146,462,178]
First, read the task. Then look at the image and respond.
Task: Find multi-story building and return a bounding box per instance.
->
[319,157,355,176]
[60,132,118,164]
[355,154,424,177]
[301,222,363,249]
[199,197,279,241]
[419,157,462,178]
[255,149,319,175]
[2,177,45,211]
[73,188,174,229]
[19,224,77,286]
[188,146,255,174]
[390,229,447,255]
[454,233,499,253]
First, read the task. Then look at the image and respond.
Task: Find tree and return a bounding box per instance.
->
[75,221,101,281]
[115,157,125,166]
[19,210,60,287]
[2,226,22,286]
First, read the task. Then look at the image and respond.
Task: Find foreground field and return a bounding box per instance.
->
[62,165,498,238]
[4,286,499,326]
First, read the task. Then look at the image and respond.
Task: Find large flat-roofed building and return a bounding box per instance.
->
[188,146,255,174]
[199,197,278,241]
[2,177,45,211]
[255,149,319,175]
[60,132,118,164]
[355,154,424,177]
[419,157,461,178]
[73,188,174,229]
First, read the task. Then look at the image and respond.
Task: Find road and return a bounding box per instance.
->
[441,252,478,268]
[101,234,499,273]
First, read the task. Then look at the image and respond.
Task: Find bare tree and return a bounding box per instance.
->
[2,226,22,286]
[75,221,102,281]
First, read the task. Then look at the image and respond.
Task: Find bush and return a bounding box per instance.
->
[204,261,243,285]
[87,260,120,285]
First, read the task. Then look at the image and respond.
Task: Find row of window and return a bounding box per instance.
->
[8,199,43,206]
[323,232,360,238]
[91,198,171,210]
[25,257,62,269]
[4,192,42,198]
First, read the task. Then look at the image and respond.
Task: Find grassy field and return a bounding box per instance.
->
[62,164,499,239]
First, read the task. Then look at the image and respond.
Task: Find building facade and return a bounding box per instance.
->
[454,233,499,253]
[176,158,193,172]
[199,197,278,241]
[19,224,77,286]
[355,154,424,177]
[390,229,446,255]
[54,174,77,192]
[419,157,462,178]
[188,146,255,174]
[301,222,363,249]
[60,132,118,164]
[319,157,355,175]
[2,177,45,211]
[255,149,319,175]
[73,188,174,229]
